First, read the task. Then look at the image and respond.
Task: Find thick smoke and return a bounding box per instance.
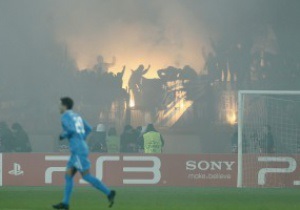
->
[51,0,211,81]
[0,0,300,151]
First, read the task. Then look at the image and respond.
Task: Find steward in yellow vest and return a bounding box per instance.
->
[141,124,164,153]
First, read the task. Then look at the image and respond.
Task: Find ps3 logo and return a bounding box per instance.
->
[45,155,161,185]
[8,163,24,176]
[258,157,300,186]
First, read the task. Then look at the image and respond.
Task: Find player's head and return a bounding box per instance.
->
[60,97,74,114]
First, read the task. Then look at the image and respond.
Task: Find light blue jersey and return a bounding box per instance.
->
[60,110,92,155]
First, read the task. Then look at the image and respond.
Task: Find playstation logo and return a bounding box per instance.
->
[8,163,24,176]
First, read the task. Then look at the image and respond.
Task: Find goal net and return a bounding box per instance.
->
[238,90,300,187]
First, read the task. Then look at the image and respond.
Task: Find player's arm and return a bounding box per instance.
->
[60,117,76,140]
[83,119,92,140]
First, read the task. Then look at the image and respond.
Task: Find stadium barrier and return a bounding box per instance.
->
[1,153,300,187]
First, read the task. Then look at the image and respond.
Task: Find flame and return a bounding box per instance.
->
[180,100,185,109]
[129,91,135,108]
[226,109,237,125]
[129,99,135,108]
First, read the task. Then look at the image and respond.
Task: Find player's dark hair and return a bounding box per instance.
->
[60,97,74,110]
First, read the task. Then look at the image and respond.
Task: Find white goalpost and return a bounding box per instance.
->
[237,90,300,188]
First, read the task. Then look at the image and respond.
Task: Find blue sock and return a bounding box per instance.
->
[83,174,111,196]
[62,174,73,205]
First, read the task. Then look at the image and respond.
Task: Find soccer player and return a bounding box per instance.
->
[52,97,116,210]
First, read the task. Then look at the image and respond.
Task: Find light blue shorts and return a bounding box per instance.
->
[67,154,91,172]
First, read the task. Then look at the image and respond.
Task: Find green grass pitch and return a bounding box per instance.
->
[0,187,299,210]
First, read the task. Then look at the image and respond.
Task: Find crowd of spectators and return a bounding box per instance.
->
[0,122,32,152]
[86,123,164,154]
[231,125,274,154]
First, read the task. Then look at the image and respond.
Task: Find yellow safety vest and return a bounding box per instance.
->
[143,131,162,153]
[106,136,120,153]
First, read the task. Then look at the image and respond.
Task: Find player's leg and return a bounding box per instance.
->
[81,169,116,208]
[53,162,77,209]
[78,154,116,207]
[62,167,77,205]
[81,169,111,195]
